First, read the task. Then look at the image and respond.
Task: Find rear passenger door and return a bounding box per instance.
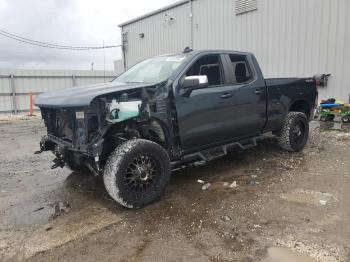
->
[223,53,267,138]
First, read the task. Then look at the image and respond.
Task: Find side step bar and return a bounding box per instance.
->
[182,135,266,163]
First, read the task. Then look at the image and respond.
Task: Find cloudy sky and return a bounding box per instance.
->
[0,0,176,70]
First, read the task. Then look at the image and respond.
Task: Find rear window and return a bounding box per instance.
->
[228,54,253,84]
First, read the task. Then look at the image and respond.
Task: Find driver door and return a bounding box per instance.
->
[175,54,236,152]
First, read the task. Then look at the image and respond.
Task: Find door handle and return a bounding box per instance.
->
[220,93,233,99]
[254,89,265,95]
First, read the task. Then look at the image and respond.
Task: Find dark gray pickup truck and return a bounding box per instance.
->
[35,49,318,208]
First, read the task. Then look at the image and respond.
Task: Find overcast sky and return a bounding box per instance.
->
[0,0,177,70]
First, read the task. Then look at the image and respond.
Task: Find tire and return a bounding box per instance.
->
[277,112,309,152]
[103,139,171,209]
[341,116,350,124]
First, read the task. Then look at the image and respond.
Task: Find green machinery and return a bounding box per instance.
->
[319,103,350,123]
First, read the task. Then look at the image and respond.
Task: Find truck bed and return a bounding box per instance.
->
[263,77,317,132]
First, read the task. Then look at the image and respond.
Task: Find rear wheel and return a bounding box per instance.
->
[103,139,170,209]
[277,112,309,152]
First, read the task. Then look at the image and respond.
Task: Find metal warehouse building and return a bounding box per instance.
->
[119,0,350,101]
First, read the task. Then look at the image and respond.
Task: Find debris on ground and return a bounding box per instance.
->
[249,180,257,186]
[229,181,237,188]
[50,201,71,219]
[319,200,327,206]
[221,215,232,222]
[33,207,45,212]
[201,183,211,190]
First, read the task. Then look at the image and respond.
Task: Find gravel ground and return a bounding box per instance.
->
[0,119,349,262]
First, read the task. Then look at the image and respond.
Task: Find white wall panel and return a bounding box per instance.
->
[122,3,191,68]
[194,0,350,101]
[121,0,350,101]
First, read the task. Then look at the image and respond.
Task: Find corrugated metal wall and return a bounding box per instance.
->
[0,69,117,113]
[121,0,350,101]
[122,3,191,69]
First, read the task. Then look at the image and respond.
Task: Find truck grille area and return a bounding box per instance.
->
[40,108,100,150]
[41,108,75,141]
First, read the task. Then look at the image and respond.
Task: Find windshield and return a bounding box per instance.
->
[114,55,187,84]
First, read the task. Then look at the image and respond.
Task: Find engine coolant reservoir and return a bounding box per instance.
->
[108,99,142,123]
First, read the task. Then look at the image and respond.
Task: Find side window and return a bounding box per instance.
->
[229,54,252,84]
[186,55,223,86]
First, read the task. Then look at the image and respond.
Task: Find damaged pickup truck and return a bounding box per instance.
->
[35,49,318,208]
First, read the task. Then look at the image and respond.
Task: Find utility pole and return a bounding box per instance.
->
[189,0,193,48]
[103,40,106,82]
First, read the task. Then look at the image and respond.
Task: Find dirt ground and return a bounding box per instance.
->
[0,119,349,262]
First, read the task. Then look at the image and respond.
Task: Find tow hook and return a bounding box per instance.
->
[35,136,55,155]
[51,157,65,169]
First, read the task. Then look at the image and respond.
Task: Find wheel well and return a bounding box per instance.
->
[140,119,168,147]
[289,100,310,119]
[100,119,170,165]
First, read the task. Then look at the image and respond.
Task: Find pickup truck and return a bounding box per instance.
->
[35,49,318,208]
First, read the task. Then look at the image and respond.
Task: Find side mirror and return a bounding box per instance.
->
[182,75,209,90]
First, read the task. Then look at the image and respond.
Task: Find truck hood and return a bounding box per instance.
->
[34,81,154,108]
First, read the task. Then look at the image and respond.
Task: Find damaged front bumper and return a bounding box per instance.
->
[35,105,110,175]
[37,133,105,175]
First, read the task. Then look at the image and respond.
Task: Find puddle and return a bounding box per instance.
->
[261,247,317,262]
[199,181,240,191]
[316,214,342,226]
[281,189,338,206]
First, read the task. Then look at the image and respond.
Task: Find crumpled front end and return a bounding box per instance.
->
[37,92,150,175]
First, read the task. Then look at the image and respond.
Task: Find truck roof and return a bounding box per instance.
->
[159,49,253,57]
[189,49,252,55]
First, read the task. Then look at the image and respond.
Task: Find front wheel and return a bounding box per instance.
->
[103,139,171,209]
[277,112,309,152]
